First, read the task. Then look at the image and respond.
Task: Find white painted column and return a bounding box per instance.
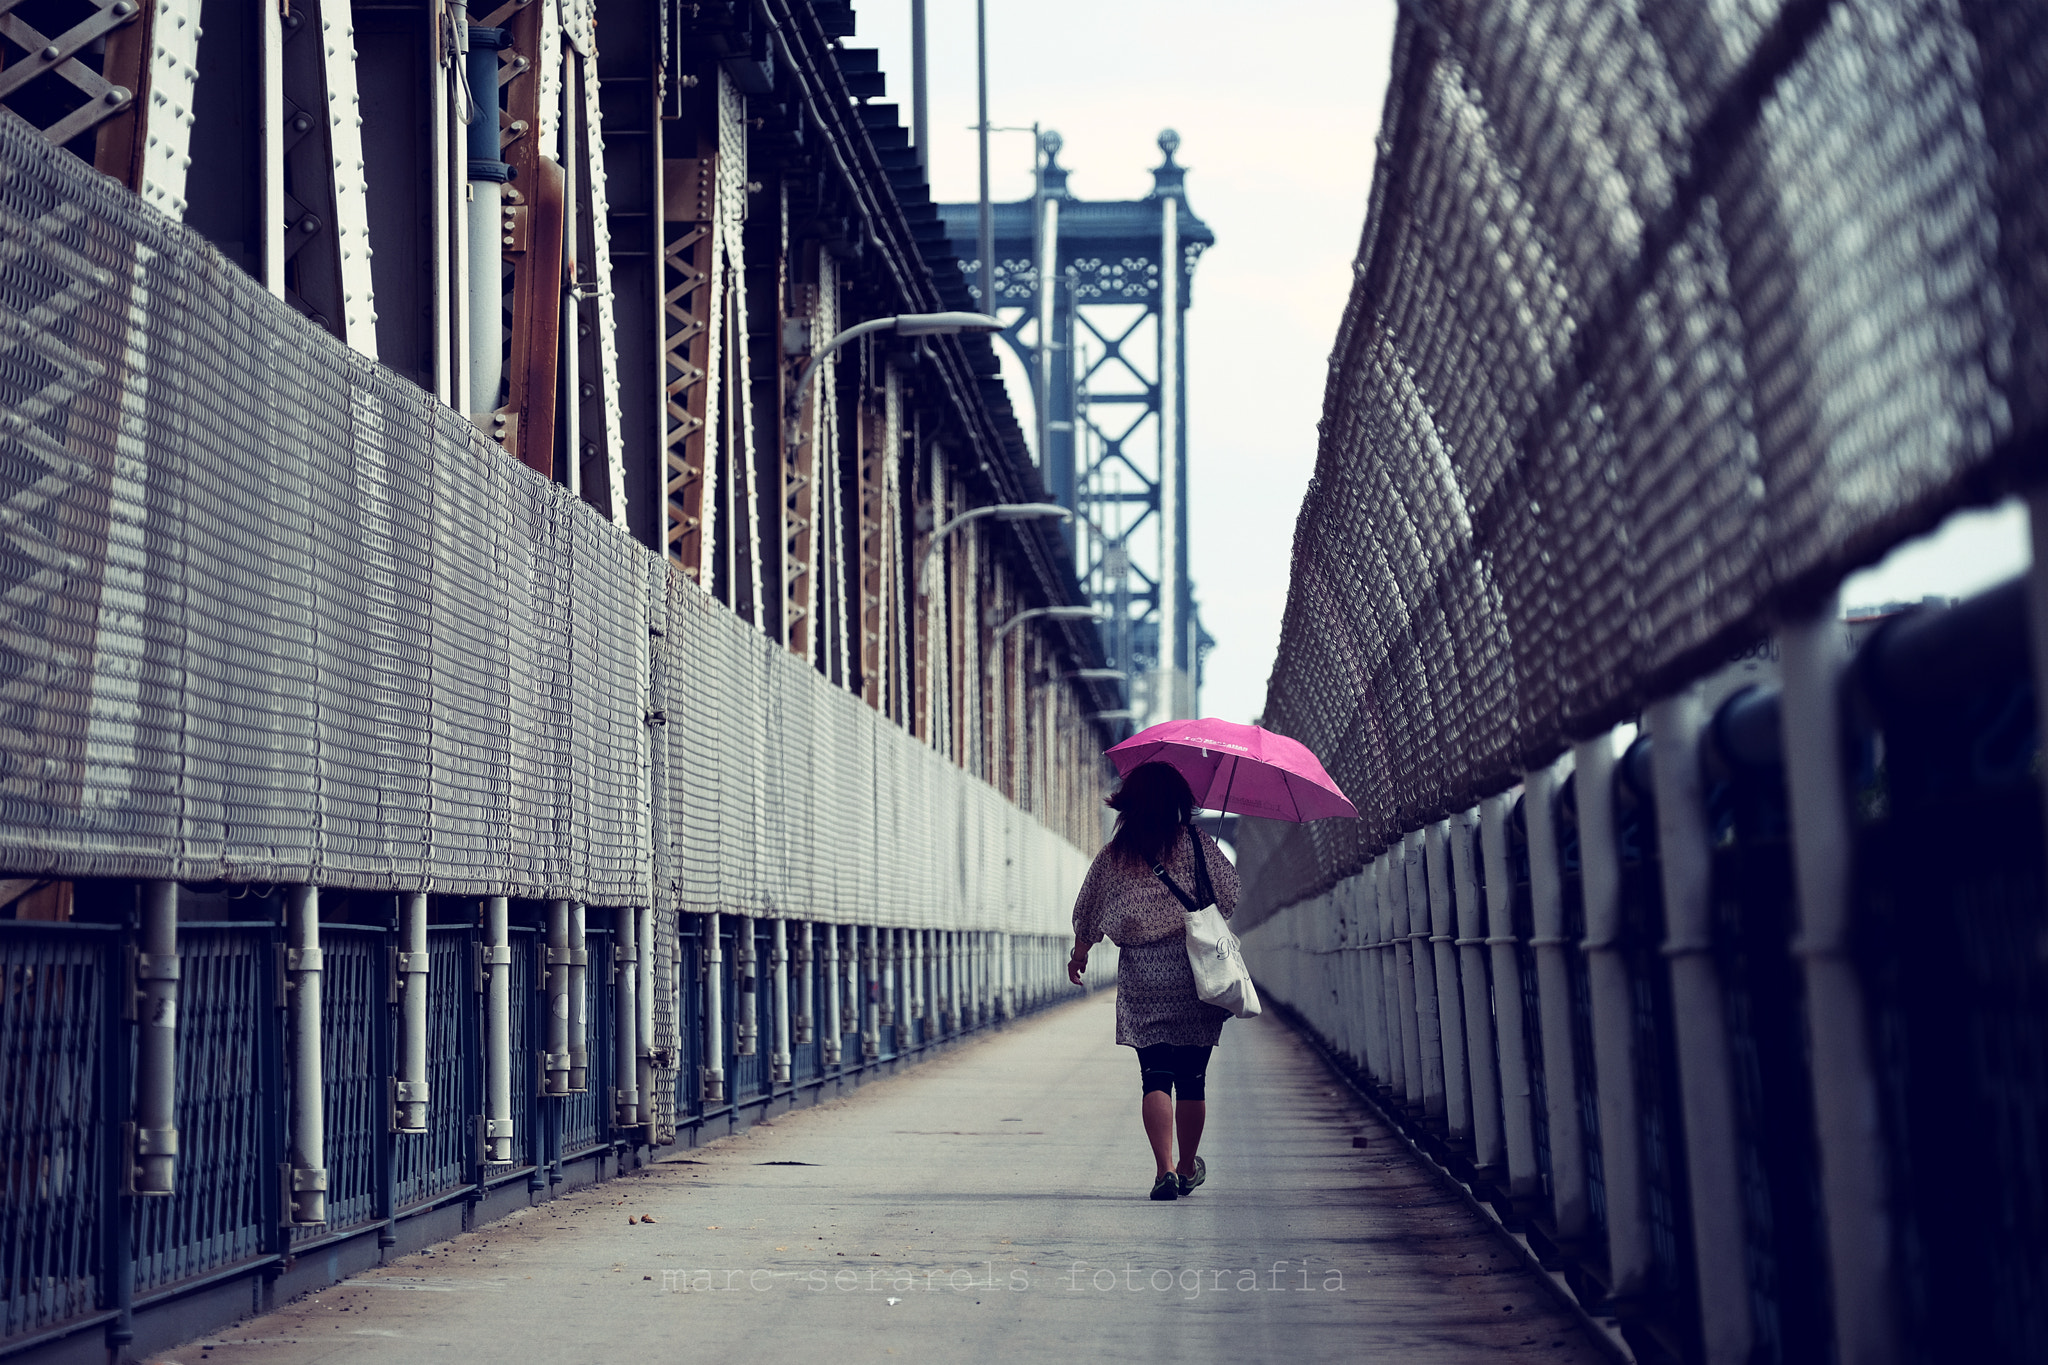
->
[1482,794,1541,1207]
[734,914,757,1055]
[287,886,328,1218]
[1376,856,1410,1100]
[1576,732,1650,1300]
[701,913,725,1103]
[567,903,588,1093]
[796,921,815,1045]
[1782,602,1897,1365]
[1450,811,1503,1173]
[1525,758,1589,1240]
[134,881,180,1195]
[1426,822,1468,1143]
[482,896,514,1164]
[822,921,843,1067]
[636,905,656,1139]
[1648,692,1753,1365]
[544,899,572,1096]
[396,893,431,1130]
[771,919,792,1084]
[613,906,640,1129]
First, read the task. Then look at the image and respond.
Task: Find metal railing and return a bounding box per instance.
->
[1242,577,2047,1365]
[0,897,1109,1358]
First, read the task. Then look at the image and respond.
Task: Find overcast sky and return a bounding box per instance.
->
[855,1,2031,725]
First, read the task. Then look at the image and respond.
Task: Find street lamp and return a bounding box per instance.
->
[917,502,1072,597]
[986,606,1103,673]
[784,311,1004,440]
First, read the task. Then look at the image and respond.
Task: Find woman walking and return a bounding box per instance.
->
[1068,761,1240,1201]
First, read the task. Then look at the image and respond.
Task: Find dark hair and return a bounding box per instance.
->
[1105,762,1195,867]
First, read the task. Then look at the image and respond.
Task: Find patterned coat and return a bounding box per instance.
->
[1071,827,1241,1048]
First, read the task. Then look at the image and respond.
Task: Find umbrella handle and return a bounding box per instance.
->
[1216,755,1239,818]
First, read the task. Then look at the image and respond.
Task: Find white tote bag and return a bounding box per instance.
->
[1152,832,1262,1019]
[1184,904,1262,1019]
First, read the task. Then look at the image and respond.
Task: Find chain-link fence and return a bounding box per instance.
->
[1238,0,2048,923]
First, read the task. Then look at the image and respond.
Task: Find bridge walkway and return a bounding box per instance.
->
[148,997,1610,1364]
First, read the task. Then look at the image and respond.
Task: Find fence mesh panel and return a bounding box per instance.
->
[134,927,268,1291]
[0,925,110,1340]
[1239,0,2048,922]
[0,114,1089,926]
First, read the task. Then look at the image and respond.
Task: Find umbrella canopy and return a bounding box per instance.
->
[1106,718,1358,823]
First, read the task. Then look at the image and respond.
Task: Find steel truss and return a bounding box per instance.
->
[941,131,1214,731]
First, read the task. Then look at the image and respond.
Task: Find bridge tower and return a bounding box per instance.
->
[941,131,1214,732]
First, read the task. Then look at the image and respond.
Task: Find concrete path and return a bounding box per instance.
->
[151,995,1610,1364]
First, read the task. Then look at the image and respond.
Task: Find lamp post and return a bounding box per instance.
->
[784,311,1003,443]
[918,502,1072,598]
[976,0,993,310]
[986,606,1103,673]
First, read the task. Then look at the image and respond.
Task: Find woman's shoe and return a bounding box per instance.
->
[1177,1156,1206,1196]
[1149,1171,1179,1201]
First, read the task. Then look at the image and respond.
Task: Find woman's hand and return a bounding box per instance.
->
[1067,949,1088,986]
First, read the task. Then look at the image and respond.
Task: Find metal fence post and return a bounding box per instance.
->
[1328,889,1351,1065]
[879,926,897,1030]
[380,897,404,1236]
[1402,831,1446,1121]
[1525,757,1590,1241]
[287,885,329,1220]
[1375,856,1409,1100]
[1575,731,1651,1302]
[543,899,571,1097]
[1482,793,1541,1209]
[945,929,958,1033]
[613,906,640,1130]
[1355,870,1385,1086]
[1386,844,1419,1109]
[567,903,589,1093]
[636,905,656,1143]
[795,920,814,1045]
[901,928,918,1033]
[396,894,432,1127]
[820,920,841,1067]
[914,927,931,1033]
[1782,600,1897,1365]
[701,912,725,1102]
[134,879,180,1195]
[861,925,881,1061]
[481,896,514,1165]
[771,918,792,1083]
[1450,809,1504,1176]
[1426,822,1470,1146]
[1647,691,1753,1365]
[734,913,757,1056]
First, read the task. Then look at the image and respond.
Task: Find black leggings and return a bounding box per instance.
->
[1136,1044,1212,1102]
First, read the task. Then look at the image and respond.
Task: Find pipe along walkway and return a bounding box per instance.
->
[146,994,1609,1364]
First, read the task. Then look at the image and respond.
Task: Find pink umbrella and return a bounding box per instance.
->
[1106,718,1358,823]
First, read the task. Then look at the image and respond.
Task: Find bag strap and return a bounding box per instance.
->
[1191,829,1215,908]
[1152,825,1215,914]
